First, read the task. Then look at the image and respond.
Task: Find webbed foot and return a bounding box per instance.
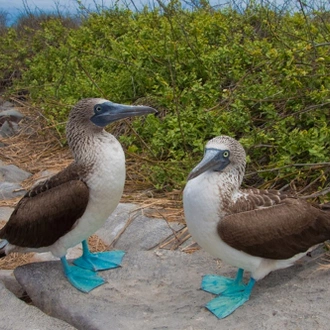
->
[205,278,256,319]
[73,240,125,271]
[201,268,245,295]
[61,257,105,293]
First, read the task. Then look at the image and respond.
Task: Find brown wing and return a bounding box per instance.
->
[0,173,89,248]
[230,188,294,213]
[27,163,89,197]
[218,197,330,260]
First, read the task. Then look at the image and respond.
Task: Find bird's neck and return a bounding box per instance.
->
[220,164,245,193]
[68,129,116,166]
[213,165,246,215]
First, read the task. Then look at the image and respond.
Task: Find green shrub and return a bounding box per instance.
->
[1,1,329,196]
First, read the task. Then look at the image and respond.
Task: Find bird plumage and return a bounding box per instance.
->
[183,135,330,318]
[218,192,330,260]
[0,98,157,292]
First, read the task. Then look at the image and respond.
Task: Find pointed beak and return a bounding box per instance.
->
[91,102,157,127]
[188,149,229,181]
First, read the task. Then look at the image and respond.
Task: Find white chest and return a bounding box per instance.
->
[86,138,126,215]
[183,172,262,273]
[52,135,126,256]
[183,173,222,253]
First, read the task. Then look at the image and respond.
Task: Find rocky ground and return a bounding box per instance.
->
[1,98,330,330]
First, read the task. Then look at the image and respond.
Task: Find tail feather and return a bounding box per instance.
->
[0,239,8,258]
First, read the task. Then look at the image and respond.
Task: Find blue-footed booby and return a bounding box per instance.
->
[0,98,157,292]
[183,135,330,318]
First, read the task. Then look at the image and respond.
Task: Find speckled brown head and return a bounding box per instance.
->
[65,98,157,157]
[188,135,246,182]
[66,98,157,135]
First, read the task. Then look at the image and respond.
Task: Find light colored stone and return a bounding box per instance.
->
[0,109,24,119]
[0,281,77,330]
[0,120,19,137]
[0,101,15,109]
[14,250,220,330]
[0,269,24,297]
[0,164,32,183]
[0,182,26,200]
[13,247,330,330]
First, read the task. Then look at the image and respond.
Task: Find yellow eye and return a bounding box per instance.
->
[223,150,230,158]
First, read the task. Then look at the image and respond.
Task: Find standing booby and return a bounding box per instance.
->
[183,135,330,318]
[0,98,157,293]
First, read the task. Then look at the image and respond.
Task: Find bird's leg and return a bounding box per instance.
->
[73,239,125,271]
[201,268,246,295]
[61,256,105,293]
[205,277,256,319]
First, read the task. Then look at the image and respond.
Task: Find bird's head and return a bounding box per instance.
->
[187,135,246,181]
[67,98,157,133]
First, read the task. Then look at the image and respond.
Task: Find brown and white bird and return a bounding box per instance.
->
[183,135,330,318]
[0,98,157,292]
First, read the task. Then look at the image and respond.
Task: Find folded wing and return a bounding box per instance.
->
[0,165,89,248]
[218,195,330,260]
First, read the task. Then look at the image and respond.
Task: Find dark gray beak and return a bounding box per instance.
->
[188,149,230,181]
[91,101,157,127]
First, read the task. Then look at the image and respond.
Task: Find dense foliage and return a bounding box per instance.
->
[0,1,329,197]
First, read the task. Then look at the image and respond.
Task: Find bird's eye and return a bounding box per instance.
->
[223,150,230,158]
[95,105,102,113]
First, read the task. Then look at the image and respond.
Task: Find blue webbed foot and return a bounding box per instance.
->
[61,257,105,293]
[73,240,125,271]
[201,268,246,295]
[205,278,256,319]
[74,250,125,271]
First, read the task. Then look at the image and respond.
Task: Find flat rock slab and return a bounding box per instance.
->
[0,164,31,183]
[0,101,15,110]
[0,281,76,330]
[0,269,24,297]
[0,109,24,119]
[14,248,330,330]
[0,182,26,200]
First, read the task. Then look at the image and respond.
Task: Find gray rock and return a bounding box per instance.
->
[96,203,184,251]
[0,270,24,297]
[0,281,76,330]
[0,120,19,137]
[0,109,24,120]
[0,101,15,109]
[0,164,31,183]
[0,207,14,221]
[14,250,219,330]
[0,182,26,200]
[13,247,330,330]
